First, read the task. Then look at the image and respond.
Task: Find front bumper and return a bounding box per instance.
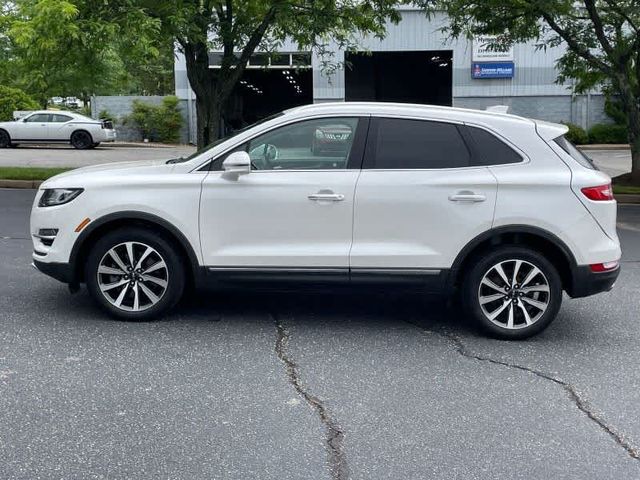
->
[32,260,73,284]
[568,265,620,298]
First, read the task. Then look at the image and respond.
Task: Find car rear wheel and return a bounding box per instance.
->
[462,246,562,339]
[71,130,93,149]
[0,130,10,148]
[85,228,185,320]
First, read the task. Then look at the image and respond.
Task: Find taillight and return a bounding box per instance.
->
[581,184,614,201]
[590,261,619,272]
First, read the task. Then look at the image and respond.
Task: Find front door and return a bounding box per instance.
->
[199,116,367,274]
[13,113,51,141]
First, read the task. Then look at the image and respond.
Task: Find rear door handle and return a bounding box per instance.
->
[308,192,345,202]
[448,191,486,203]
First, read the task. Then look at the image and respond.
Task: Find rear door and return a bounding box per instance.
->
[48,113,74,141]
[350,117,498,277]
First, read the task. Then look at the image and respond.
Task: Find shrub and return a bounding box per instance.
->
[587,123,629,144]
[129,96,183,143]
[0,85,39,121]
[561,122,589,145]
[155,96,183,144]
[98,109,115,122]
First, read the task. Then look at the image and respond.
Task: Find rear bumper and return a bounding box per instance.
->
[32,259,73,284]
[568,265,620,298]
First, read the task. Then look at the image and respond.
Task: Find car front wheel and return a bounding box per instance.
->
[462,246,562,339]
[85,228,185,320]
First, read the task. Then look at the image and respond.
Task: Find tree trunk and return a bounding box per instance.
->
[623,104,640,185]
[195,96,222,148]
[630,137,640,185]
[183,41,225,149]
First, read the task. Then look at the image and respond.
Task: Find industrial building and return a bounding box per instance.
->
[174,8,610,144]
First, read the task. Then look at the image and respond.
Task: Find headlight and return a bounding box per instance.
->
[38,188,84,207]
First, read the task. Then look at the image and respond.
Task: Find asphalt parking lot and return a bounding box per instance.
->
[1,189,640,479]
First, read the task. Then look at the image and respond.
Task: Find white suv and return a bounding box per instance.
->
[0,110,116,149]
[30,103,620,339]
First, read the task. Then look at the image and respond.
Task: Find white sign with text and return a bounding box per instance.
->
[472,36,514,62]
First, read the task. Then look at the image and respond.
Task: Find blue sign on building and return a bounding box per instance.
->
[471,62,515,79]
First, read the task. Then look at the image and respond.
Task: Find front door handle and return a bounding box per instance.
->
[448,191,486,203]
[308,192,345,202]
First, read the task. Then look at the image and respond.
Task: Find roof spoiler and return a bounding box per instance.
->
[485,105,509,114]
[535,120,569,141]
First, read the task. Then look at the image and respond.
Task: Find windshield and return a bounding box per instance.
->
[167,112,285,164]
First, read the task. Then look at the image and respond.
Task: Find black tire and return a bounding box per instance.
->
[461,246,562,340]
[71,130,93,149]
[85,227,186,321]
[0,129,10,148]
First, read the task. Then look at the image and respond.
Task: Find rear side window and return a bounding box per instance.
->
[368,118,471,169]
[466,126,523,165]
[554,135,597,170]
[51,114,72,123]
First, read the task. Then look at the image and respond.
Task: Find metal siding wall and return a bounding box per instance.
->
[173,9,609,137]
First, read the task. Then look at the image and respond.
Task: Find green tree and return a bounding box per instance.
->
[2,0,169,106]
[416,0,640,184]
[136,0,400,148]
[0,85,39,121]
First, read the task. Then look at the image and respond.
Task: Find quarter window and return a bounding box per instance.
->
[246,117,360,170]
[369,118,471,169]
[466,126,523,165]
[554,135,596,170]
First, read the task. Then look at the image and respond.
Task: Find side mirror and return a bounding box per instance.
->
[222,151,251,177]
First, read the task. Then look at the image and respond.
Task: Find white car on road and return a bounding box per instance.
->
[30,102,620,339]
[0,110,116,149]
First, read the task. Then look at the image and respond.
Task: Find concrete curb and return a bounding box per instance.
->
[0,179,43,189]
[580,144,630,151]
[106,142,192,149]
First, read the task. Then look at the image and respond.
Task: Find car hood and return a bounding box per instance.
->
[42,159,176,188]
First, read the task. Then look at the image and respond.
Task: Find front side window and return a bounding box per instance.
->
[25,113,51,123]
[247,117,360,170]
[368,118,471,169]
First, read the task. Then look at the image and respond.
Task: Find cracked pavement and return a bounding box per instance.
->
[1,189,640,479]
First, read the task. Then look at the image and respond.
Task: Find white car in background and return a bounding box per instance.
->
[0,110,116,149]
[30,102,620,339]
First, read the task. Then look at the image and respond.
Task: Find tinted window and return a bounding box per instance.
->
[25,113,51,123]
[51,114,72,123]
[466,126,522,165]
[247,117,359,170]
[370,118,470,169]
[554,135,597,170]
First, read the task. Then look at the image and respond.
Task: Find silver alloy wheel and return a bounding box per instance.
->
[478,259,550,330]
[97,241,169,312]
